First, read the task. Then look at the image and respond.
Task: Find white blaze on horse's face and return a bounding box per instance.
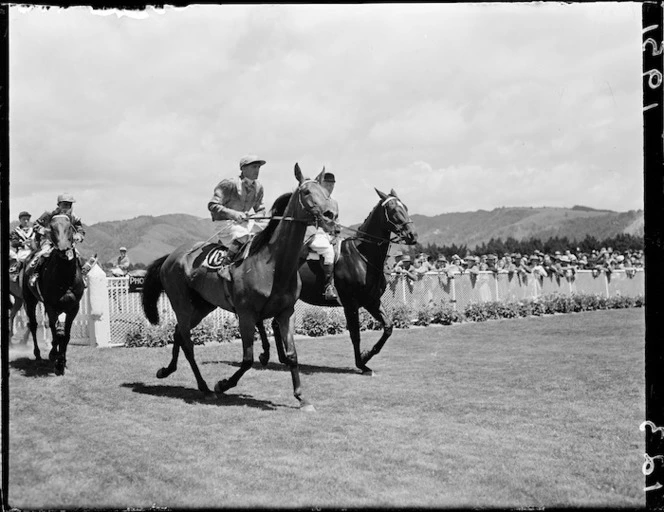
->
[51,215,74,251]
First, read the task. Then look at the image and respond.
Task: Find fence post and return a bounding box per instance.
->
[87,264,112,347]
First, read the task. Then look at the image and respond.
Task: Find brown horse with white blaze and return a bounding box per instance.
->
[141,164,338,410]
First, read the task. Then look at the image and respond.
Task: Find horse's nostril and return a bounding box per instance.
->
[323,211,335,220]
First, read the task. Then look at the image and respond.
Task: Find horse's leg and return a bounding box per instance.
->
[55,307,79,376]
[270,318,288,364]
[273,309,314,411]
[23,295,41,361]
[214,313,257,394]
[44,308,60,365]
[257,321,271,367]
[358,301,393,372]
[343,304,372,375]
[156,327,181,379]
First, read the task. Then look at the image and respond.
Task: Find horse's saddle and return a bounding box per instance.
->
[191,239,253,273]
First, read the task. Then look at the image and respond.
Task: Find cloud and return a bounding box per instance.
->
[9,3,643,227]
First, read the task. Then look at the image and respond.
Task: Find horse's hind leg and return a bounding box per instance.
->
[343,304,372,374]
[177,303,217,398]
[156,328,181,379]
[257,321,271,367]
[358,301,393,372]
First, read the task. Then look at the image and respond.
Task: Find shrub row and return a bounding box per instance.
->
[124,293,644,346]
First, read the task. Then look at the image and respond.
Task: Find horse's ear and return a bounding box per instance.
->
[390,189,399,198]
[375,188,389,201]
[315,167,325,183]
[294,163,304,184]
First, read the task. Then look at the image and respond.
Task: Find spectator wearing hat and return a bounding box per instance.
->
[434,254,448,272]
[528,254,548,279]
[445,255,463,276]
[464,255,480,275]
[28,193,87,284]
[478,254,489,271]
[485,254,499,273]
[208,155,269,280]
[111,247,132,276]
[393,254,417,280]
[303,172,340,300]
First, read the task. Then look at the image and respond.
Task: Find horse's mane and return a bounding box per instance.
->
[357,197,384,232]
[247,191,294,256]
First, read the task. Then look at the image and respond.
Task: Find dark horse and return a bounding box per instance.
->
[141,164,338,409]
[23,214,86,374]
[258,188,417,374]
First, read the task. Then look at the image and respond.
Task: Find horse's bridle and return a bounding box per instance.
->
[381,196,414,244]
[335,195,413,246]
[49,214,76,259]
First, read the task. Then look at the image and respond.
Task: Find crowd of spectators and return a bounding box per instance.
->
[389,247,644,280]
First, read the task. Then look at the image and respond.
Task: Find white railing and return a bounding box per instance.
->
[9,267,645,347]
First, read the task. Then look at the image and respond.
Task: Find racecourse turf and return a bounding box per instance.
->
[6,308,644,509]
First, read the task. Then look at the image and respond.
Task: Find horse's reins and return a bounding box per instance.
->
[197,179,325,248]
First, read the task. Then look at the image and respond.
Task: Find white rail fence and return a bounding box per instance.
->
[9,265,645,347]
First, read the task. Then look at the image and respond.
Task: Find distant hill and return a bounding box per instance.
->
[407,206,644,249]
[12,206,643,266]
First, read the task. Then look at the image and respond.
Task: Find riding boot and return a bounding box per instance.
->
[217,240,244,281]
[322,262,338,300]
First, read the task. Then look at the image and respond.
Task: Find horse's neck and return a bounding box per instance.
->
[356,204,391,263]
[268,193,309,280]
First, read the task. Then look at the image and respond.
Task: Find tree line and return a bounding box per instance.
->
[406,233,644,261]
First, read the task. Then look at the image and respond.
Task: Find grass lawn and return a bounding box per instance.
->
[6,308,645,509]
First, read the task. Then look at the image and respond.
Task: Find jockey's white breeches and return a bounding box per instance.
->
[307,229,334,265]
[214,219,267,247]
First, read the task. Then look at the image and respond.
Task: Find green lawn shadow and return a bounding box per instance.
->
[121,381,292,411]
[9,356,56,378]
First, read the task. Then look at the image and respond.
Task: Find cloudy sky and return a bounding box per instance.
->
[9,3,643,226]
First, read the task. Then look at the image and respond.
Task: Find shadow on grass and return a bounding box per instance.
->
[9,357,55,378]
[121,382,293,411]
[202,359,359,376]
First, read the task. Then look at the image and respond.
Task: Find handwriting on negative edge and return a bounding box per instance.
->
[641,421,664,436]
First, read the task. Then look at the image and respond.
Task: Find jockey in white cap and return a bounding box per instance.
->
[27,193,90,285]
[207,155,269,280]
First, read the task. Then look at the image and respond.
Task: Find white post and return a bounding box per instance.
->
[87,264,113,347]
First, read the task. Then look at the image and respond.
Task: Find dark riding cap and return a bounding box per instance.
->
[18,211,31,219]
[323,173,335,183]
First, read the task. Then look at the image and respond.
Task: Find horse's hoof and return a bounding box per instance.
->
[300,402,316,412]
[202,391,217,401]
[214,380,229,394]
[258,353,269,367]
[156,368,169,379]
[49,350,57,362]
[54,363,65,376]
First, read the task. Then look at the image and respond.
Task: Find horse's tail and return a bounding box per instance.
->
[142,254,169,325]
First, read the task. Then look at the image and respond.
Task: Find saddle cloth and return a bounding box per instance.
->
[192,239,253,272]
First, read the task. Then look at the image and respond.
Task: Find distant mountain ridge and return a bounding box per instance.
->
[12,206,643,266]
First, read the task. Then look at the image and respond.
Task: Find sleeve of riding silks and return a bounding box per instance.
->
[70,214,85,236]
[253,182,266,216]
[208,179,239,221]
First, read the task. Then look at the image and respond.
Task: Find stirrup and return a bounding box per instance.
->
[324,284,338,300]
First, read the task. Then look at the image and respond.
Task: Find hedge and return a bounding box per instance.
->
[124,292,644,347]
